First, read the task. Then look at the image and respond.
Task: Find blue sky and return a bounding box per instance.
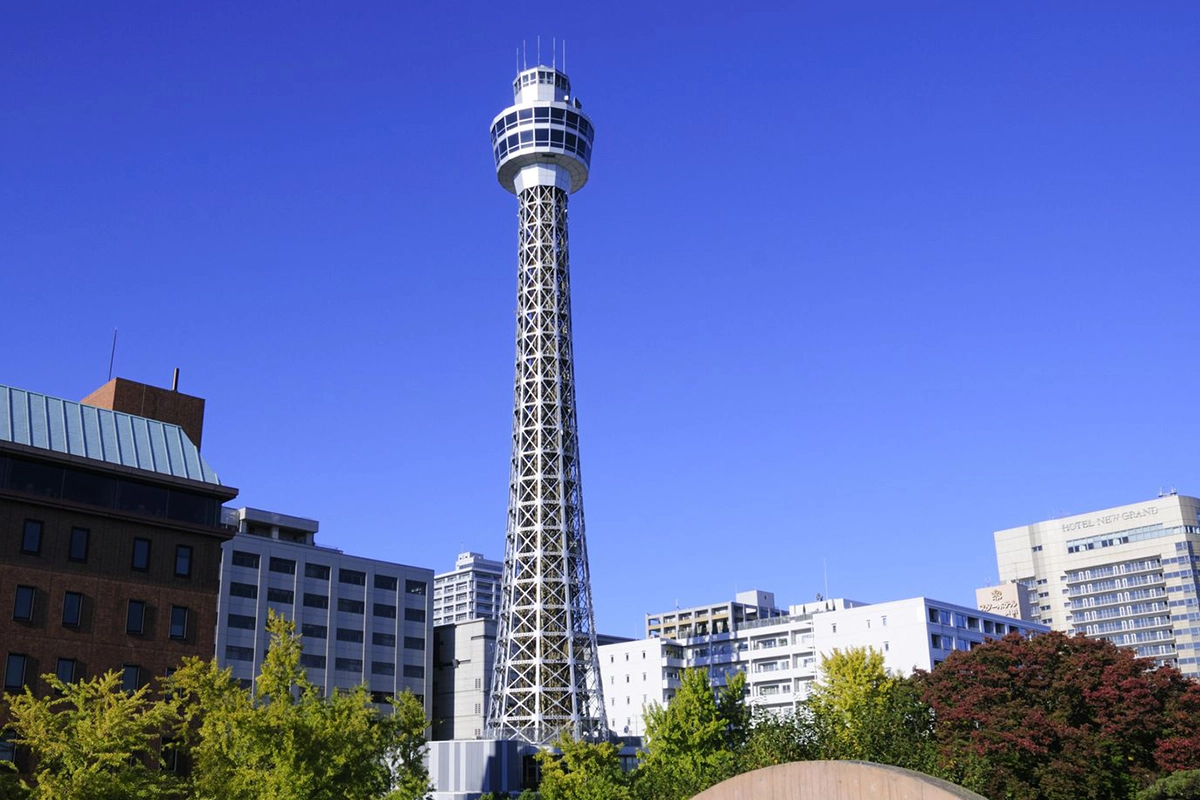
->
[4,4,1199,638]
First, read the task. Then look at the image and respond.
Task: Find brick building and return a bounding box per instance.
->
[1,380,237,713]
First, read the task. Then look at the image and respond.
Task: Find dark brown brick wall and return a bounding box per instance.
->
[0,491,230,697]
[81,378,207,450]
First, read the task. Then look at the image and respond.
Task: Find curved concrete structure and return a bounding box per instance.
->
[691,761,987,800]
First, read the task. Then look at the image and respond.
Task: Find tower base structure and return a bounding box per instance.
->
[426,738,541,800]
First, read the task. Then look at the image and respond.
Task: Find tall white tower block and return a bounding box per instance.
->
[484,64,607,744]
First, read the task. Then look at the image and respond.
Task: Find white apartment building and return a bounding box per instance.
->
[600,594,1045,734]
[995,492,1200,676]
[215,507,434,716]
[433,552,502,626]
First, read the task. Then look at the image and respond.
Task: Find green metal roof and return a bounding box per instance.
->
[0,384,222,486]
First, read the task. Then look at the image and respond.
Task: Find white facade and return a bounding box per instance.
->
[599,594,1046,733]
[597,638,686,737]
[431,617,496,741]
[433,552,502,626]
[995,493,1200,675]
[215,507,434,717]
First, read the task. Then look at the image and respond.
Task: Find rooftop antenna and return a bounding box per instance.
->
[522,40,527,71]
[537,35,541,66]
[107,328,118,381]
[552,37,556,70]
[516,46,520,76]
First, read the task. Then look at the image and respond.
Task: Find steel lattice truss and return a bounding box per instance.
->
[486,184,608,744]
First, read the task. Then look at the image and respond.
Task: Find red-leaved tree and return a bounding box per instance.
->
[917,631,1195,800]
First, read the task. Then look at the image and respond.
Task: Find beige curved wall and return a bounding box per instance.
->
[690,760,988,800]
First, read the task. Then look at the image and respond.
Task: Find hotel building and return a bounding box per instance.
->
[995,492,1200,675]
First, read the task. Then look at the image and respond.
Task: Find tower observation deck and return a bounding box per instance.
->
[485,64,607,744]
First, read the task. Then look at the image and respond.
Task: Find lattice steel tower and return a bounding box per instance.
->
[485,63,607,745]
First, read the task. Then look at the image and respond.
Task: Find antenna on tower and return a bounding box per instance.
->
[537,35,541,66]
[552,37,556,70]
[516,46,520,76]
[522,40,527,71]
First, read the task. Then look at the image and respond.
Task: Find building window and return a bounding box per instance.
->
[230,582,258,599]
[69,527,89,562]
[339,569,366,586]
[232,550,260,569]
[267,588,294,605]
[304,563,330,580]
[121,664,142,693]
[269,557,296,575]
[374,603,397,619]
[337,598,364,615]
[373,632,396,647]
[336,628,364,643]
[404,665,425,679]
[301,623,327,639]
[175,545,193,578]
[403,636,425,651]
[335,658,363,673]
[405,580,427,596]
[13,586,35,622]
[21,520,42,555]
[371,661,395,676]
[62,592,83,627]
[228,613,256,630]
[375,575,398,591]
[131,538,151,571]
[404,608,425,623]
[225,645,254,662]
[4,654,27,690]
[55,658,76,685]
[127,600,146,634]
[169,606,188,640]
[300,654,325,669]
[302,593,328,609]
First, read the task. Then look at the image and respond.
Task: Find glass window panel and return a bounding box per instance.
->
[374,603,397,619]
[336,628,363,643]
[56,658,76,685]
[404,607,425,623]
[518,108,532,121]
[13,586,35,621]
[403,636,425,651]
[230,582,257,599]
[374,575,398,591]
[9,459,63,497]
[170,606,188,639]
[338,598,364,614]
[373,632,396,647]
[131,538,151,571]
[300,653,325,669]
[301,623,327,639]
[63,469,115,506]
[303,593,328,609]
[21,520,42,555]
[4,654,26,690]
[371,661,394,676]
[269,557,296,574]
[117,481,168,517]
[127,600,146,634]
[405,580,427,596]
[339,569,366,586]
[62,592,82,627]
[305,563,330,580]
[267,587,294,604]
[175,545,192,577]
[121,665,141,693]
[232,551,260,569]
[69,527,89,562]
[550,107,565,123]
[228,613,256,630]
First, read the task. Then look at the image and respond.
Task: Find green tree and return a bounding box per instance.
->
[633,668,740,800]
[1138,771,1200,800]
[169,610,431,800]
[535,732,632,800]
[918,630,1190,800]
[3,669,181,800]
[801,646,936,771]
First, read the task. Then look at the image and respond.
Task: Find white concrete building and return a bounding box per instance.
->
[215,507,434,716]
[995,492,1200,675]
[599,594,1045,733]
[433,551,502,626]
[431,617,496,741]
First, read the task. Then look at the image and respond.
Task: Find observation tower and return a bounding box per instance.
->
[484,64,607,744]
